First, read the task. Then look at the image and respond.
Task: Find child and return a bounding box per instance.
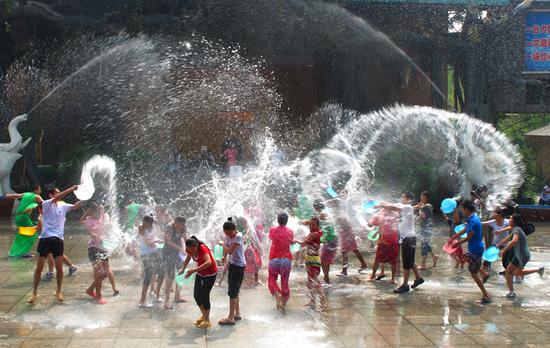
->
[158,216,187,308]
[9,185,42,258]
[179,236,218,329]
[446,204,465,273]
[298,217,326,311]
[336,214,368,276]
[268,213,294,310]
[81,203,113,304]
[378,192,424,293]
[482,207,510,275]
[28,186,85,304]
[219,218,246,326]
[498,213,544,299]
[450,200,491,304]
[313,200,337,286]
[368,208,399,284]
[239,217,263,285]
[137,215,162,307]
[415,191,439,270]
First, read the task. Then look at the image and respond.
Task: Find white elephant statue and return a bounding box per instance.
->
[0,114,31,195]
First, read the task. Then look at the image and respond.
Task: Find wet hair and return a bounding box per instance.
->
[143,215,154,224]
[420,191,430,199]
[403,191,414,200]
[511,213,527,230]
[309,216,320,227]
[223,217,236,231]
[277,212,289,226]
[47,188,58,197]
[174,216,186,224]
[494,207,506,218]
[313,199,324,210]
[185,235,203,248]
[32,184,41,192]
[88,202,100,212]
[462,200,476,213]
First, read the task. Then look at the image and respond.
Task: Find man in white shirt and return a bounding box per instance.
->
[378,192,424,293]
[28,186,85,304]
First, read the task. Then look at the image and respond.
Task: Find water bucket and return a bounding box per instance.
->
[213,244,224,260]
[443,240,459,254]
[326,185,338,198]
[18,226,37,237]
[290,243,301,253]
[362,199,379,213]
[368,227,380,241]
[483,246,499,262]
[454,224,465,234]
[440,198,457,214]
[176,272,195,287]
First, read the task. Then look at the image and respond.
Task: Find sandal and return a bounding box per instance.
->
[195,317,205,325]
[476,297,492,305]
[218,318,236,326]
[235,316,242,321]
[113,290,120,296]
[375,274,386,281]
[175,298,187,303]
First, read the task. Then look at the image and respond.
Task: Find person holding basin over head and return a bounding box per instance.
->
[28,185,86,304]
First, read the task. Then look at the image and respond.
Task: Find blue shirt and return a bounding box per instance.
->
[466,213,484,255]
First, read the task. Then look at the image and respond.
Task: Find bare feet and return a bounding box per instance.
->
[86,289,97,299]
[55,292,64,303]
[433,255,440,268]
[28,294,38,304]
[367,276,376,282]
[418,265,428,270]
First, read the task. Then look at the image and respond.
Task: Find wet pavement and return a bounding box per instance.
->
[1,220,550,347]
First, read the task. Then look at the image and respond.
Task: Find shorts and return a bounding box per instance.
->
[340,231,358,253]
[305,254,321,277]
[401,237,416,270]
[465,252,482,273]
[375,243,399,265]
[88,247,108,262]
[37,237,64,258]
[419,233,432,256]
[142,252,162,286]
[227,263,245,299]
[511,254,530,268]
[321,239,338,265]
[163,253,180,279]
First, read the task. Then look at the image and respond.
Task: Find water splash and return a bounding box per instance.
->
[297,104,524,209]
[77,155,124,252]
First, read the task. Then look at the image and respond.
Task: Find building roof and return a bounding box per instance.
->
[348,0,509,5]
[526,124,550,137]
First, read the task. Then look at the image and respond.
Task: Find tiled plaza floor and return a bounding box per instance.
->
[1,220,550,347]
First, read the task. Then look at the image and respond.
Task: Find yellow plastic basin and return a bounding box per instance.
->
[18,226,37,236]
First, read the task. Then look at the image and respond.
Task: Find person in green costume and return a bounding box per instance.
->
[9,184,43,258]
[125,199,141,231]
[313,199,338,286]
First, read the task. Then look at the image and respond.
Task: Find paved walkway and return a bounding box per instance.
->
[1,220,550,347]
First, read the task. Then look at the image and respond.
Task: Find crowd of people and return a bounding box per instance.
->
[1,182,546,328]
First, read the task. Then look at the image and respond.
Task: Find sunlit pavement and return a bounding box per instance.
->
[1,220,550,347]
